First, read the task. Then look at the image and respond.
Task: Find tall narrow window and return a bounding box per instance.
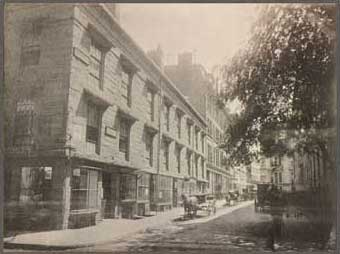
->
[162,140,170,171]
[145,131,153,167]
[21,22,41,67]
[13,100,35,146]
[208,145,212,163]
[201,134,205,153]
[187,121,191,145]
[175,145,181,173]
[86,101,101,146]
[279,172,282,184]
[195,156,199,177]
[119,119,130,160]
[121,69,132,106]
[163,103,170,131]
[187,152,191,176]
[195,130,199,150]
[89,39,104,89]
[176,111,181,139]
[146,89,155,122]
[201,159,205,179]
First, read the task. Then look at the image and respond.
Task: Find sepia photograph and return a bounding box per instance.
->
[2,2,338,253]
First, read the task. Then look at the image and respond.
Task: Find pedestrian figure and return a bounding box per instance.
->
[266,185,285,251]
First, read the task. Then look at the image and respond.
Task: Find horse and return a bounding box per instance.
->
[181,193,199,219]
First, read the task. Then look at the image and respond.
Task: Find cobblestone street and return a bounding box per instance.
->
[74,204,335,253]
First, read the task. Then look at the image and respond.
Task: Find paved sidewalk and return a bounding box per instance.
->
[4,200,253,250]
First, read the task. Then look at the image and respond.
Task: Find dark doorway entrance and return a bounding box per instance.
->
[173,179,178,207]
[102,172,114,218]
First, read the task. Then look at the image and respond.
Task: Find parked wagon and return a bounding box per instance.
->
[181,193,216,219]
[226,190,239,206]
[197,194,217,215]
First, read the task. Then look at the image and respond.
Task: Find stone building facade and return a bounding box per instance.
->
[165,53,231,199]
[4,3,207,232]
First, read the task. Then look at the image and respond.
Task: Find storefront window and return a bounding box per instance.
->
[71,168,99,210]
[120,174,136,200]
[137,174,150,201]
[158,175,172,203]
[19,167,53,202]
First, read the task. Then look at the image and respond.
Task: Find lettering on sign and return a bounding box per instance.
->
[105,126,117,138]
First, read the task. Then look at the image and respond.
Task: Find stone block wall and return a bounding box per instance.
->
[4,4,74,151]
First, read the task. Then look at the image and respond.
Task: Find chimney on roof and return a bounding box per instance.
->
[147,45,164,70]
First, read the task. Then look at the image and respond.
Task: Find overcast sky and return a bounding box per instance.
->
[119,4,259,72]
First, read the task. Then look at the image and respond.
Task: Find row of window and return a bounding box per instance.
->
[161,139,205,179]
[272,171,283,185]
[207,144,225,168]
[18,26,205,168]
[207,118,224,143]
[206,95,227,129]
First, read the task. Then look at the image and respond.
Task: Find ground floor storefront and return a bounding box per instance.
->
[4,156,209,234]
[206,169,231,199]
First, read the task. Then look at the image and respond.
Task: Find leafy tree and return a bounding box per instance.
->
[221,4,336,168]
[221,5,337,246]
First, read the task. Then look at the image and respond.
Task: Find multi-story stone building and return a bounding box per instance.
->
[4,3,207,232]
[164,52,231,199]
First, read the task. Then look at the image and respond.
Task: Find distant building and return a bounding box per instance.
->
[164,52,231,198]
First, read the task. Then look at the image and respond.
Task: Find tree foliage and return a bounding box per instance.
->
[221,4,336,166]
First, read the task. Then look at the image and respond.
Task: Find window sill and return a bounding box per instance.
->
[121,199,137,203]
[137,200,149,203]
[86,139,98,144]
[70,209,99,215]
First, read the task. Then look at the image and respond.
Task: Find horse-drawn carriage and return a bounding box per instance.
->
[181,193,216,218]
[225,190,239,206]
